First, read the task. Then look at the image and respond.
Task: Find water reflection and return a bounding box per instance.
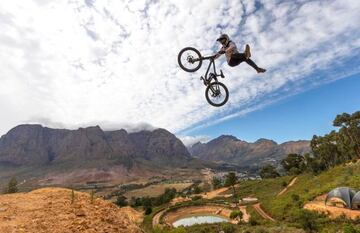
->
[173,215,228,227]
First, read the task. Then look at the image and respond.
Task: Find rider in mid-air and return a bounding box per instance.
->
[214,34,266,73]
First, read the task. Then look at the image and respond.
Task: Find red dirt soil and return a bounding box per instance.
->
[0,188,143,233]
[304,194,360,220]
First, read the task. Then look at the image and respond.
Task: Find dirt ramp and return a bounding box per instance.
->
[0,187,143,233]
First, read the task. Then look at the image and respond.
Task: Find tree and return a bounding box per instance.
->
[4,177,18,194]
[115,195,128,207]
[296,209,319,233]
[230,210,243,220]
[333,112,360,157]
[193,185,202,194]
[281,154,306,175]
[224,172,237,196]
[259,164,280,179]
[211,177,222,189]
[144,206,152,215]
[309,111,360,174]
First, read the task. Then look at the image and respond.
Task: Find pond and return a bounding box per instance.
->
[172,215,229,227]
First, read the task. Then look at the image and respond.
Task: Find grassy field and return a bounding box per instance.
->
[145,163,360,233]
[124,182,193,199]
[226,162,360,232]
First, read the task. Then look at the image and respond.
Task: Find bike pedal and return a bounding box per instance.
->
[220,70,225,78]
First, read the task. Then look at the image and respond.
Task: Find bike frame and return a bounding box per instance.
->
[193,56,224,83]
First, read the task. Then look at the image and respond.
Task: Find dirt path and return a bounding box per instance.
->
[152,209,167,226]
[277,177,298,196]
[252,203,275,222]
[304,200,360,220]
[239,206,250,223]
[200,187,230,199]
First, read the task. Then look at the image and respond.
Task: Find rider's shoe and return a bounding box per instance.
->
[256,67,266,73]
[245,44,251,59]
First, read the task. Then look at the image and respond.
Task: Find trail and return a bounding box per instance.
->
[239,206,250,223]
[200,187,229,199]
[252,203,275,222]
[152,209,167,226]
[277,176,298,196]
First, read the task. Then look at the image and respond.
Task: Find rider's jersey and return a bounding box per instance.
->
[217,41,239,63]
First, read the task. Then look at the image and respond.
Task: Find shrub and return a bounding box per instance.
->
[255,228,269,233]
[71,189,75,204]
[291,194,300,202]
[220,222,236,233]
[115,195,128,207]
[191,195,202,201]
[230,210,243,219]
[145,207,152,215]
[249,216,259,226]
[4,177,18,194]
[295,209,319,233]
[90,189,95,204]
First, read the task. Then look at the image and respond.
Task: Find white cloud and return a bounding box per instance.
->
[0,0,359,137]
[178,135,211,147]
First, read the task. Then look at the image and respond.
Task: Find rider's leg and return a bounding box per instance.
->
[229,53,246,67]
[245,58,259,70]
[246,59,266,73]
[230,53,266,73]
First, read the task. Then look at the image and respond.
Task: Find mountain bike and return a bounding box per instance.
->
[177,47,229,107]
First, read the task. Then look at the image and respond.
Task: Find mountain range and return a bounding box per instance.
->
[189,135,310,169]
[0,125,310,186]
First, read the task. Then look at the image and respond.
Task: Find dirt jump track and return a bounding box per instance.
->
[304,199,360,220]
[0,188,143,233]
[252,203,276,222]
[277,176,298,196]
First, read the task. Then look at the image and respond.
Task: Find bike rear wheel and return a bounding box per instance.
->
[205,82,229,107]
[178,47,202,72]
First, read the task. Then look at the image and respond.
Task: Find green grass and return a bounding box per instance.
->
[231,163,360,232]
[142,163,360,233]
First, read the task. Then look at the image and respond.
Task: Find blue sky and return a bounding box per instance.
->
[0,0,359,146]
[185,72,360,143]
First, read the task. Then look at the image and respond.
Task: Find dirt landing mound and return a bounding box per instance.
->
[304,200,360,220]
[0,187,143,233]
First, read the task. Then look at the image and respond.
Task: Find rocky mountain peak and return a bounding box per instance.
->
[254,138,278,145]
[0,124,191,168]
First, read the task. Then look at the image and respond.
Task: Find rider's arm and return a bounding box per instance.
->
[214,52,222,59]
[214,48,226,59]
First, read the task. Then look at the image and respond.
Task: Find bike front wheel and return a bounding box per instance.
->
[178,47,202,72]
[205,82,229,107]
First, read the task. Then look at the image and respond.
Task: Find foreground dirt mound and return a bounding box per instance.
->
[0,188,143,233]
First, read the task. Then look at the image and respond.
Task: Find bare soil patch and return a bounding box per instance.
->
[252,203,276,222]
[0,188,143,233]
[124,183,193,199]
[304,196,360,220]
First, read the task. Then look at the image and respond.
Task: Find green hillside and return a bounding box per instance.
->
[151,162,360,233]
[227,161,360,232]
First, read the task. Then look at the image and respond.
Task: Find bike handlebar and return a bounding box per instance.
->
[193,55,216,62]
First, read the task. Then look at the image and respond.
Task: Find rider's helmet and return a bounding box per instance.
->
[216,34,229,44]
